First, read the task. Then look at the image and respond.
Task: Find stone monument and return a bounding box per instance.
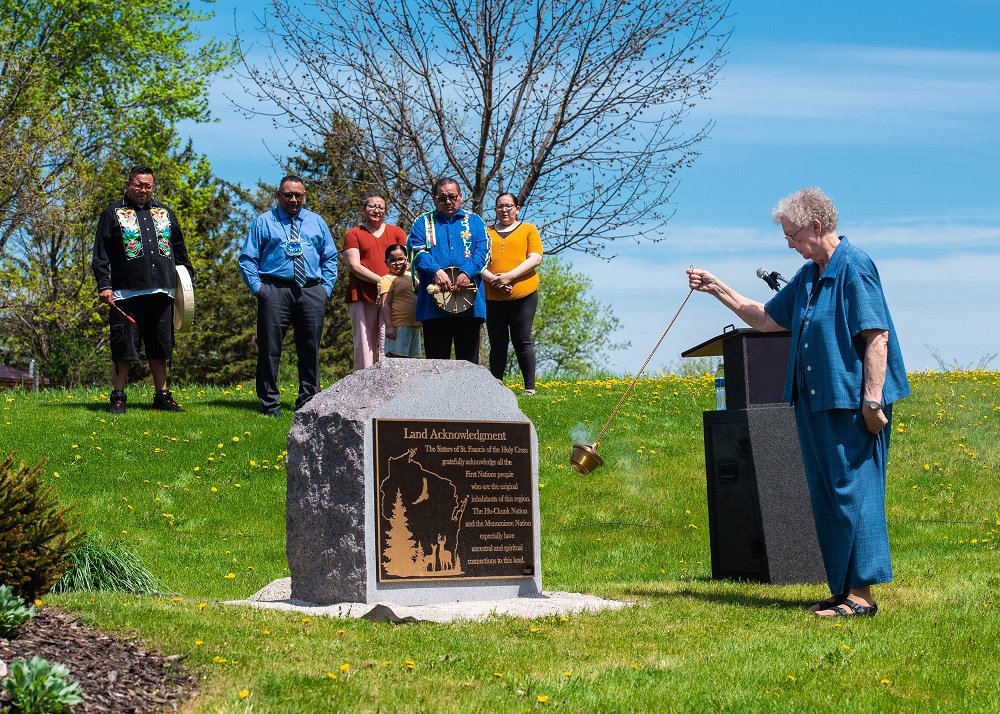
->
[286,358,542,606]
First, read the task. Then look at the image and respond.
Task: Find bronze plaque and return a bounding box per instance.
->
[374,419,535,582]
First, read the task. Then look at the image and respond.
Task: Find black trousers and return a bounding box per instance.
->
[255,278,327,411]
[422,316,483,363]
[486,291,538,389]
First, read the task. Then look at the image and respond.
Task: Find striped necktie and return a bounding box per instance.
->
[291,217,307,287]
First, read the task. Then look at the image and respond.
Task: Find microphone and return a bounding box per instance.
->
[756,267,788,292]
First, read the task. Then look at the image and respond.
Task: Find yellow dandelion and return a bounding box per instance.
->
[224,573,236,579]
[211,486,218,492]
[195,640,203,645]
[217,443,223,449]
[262,630,270,636]
[239,689,249,698]
[198,602,207,610]
[494,672,504,678]
[339,663,350,672]
[842,644,850,650]
[563,671,572,677]
[232,436,240,442]
[787,675,795,681]
[530,627,539,633]
[193,466,200,472]
[537,695,549,703]
[53,472,59,478]
[327,673,338,679]
[301,617,310,623]
[881,678,891,685]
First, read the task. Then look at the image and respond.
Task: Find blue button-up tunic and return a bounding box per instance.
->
[407,209,490,322]
[764,237,910,410]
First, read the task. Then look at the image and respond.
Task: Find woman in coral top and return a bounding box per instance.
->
[482,193,544,394]
[344,195,407,369]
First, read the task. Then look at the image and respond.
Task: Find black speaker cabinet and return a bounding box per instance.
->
[702,406,826,584]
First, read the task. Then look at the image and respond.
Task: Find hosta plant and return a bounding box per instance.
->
[1,656,83,714]
[0,584,36,638]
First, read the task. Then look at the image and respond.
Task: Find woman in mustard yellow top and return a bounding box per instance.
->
[482,193,544,394]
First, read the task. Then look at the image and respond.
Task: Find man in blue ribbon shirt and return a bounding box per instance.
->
[239,175,338,416]
[407,177,490,363]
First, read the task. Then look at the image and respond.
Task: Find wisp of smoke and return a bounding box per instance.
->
[570,423,592,445]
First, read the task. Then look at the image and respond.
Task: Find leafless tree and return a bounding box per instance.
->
[239,0,729,255]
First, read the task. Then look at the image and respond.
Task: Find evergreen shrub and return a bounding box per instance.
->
[0,454,84,601]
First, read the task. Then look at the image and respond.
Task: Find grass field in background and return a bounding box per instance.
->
[1,371,998,712]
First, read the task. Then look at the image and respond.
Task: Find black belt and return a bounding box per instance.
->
[262,275,322,288]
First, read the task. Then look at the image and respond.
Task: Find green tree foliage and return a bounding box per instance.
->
[0,454,84,601]
[0,0,234,386]
[170,179,261,385]
[488,257,629,378]
[0,0,232,253]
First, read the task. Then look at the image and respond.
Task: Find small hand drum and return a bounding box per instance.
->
[173,265,195,331]
[429,266,477,314]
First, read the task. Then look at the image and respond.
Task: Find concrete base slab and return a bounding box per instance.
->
[231,578,636,624]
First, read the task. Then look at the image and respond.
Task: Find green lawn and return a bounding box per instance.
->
[1,371,998,712]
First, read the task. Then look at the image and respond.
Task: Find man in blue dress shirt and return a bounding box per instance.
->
[239,175,339,416]
[407,177,490,362]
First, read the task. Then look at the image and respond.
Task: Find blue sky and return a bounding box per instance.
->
[183,0,1000,373]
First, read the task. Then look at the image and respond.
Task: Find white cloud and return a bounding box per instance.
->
[697,44,1000,146]
[563,219,1000,375]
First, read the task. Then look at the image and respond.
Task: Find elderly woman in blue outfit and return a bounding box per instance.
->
[687,187,910,618]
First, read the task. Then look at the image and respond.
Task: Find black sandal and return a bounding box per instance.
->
[808,593,847,612]
[815,599,878,618]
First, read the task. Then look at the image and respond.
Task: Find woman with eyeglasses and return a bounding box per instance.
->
[482,193,544,395]
[687,187,910,618]
[344,194,407,369]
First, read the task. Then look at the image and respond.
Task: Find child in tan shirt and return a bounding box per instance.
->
[377,244,423,358]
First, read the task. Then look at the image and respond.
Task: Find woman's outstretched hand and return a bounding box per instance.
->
[687,267,718,293]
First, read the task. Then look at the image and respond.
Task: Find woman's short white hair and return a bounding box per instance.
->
[772,187,838,233]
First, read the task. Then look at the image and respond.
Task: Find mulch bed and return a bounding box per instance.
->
[0,607,197,713]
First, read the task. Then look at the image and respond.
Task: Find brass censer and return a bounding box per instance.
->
[571,288,695,474]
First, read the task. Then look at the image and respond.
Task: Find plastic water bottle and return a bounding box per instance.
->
[714,363,726,410]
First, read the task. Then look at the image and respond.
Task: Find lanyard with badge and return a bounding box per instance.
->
[284,216,303,257]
